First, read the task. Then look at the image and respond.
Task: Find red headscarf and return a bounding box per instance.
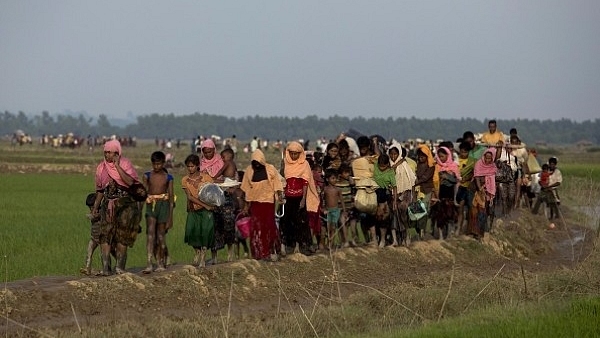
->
[200,139,224,178]
[474,147,497,197]
[95,140,138,190]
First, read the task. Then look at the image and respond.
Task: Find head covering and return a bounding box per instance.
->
[200,139,224,178]
[104,139,121,154]
[283,142,320,212]
[417,144,435,167]
[241,149,284,203]
[95,140,138,190]
[389,147,416,193]
[435,146,461,181]
[474,147,497,198]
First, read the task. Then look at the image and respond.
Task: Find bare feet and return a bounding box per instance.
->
[154,266,166,272]
[142,266,153,274]
[115,267,125,275]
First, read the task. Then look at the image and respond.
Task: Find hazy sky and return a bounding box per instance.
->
[1,1,599,121]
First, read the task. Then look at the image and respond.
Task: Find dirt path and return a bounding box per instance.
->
[1,209,595,337]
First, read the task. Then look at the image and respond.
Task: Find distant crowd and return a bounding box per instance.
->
[83,119,562,275]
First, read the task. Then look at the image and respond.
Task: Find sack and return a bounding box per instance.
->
[408,200,427,221]
[526,154,542,174]
[440,171,457,187]
[355,186,378,215]
[128,182,148,202]
[495,160,514,184]
[235,213,251,239]
[198,183,225,207]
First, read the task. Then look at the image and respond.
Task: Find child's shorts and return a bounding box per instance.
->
[455,186,471,205]
[145,200,170,223]
[327,207,341,225]
[375,188,390,204]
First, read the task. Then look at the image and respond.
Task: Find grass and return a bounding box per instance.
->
[0,173,194,281]
[350,297,600,338]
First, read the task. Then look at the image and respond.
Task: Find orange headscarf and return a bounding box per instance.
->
[418,144,438,193]
[241,149,283,203]
[283,142,320,213]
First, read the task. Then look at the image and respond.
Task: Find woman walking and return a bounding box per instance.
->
[240,149,284,261]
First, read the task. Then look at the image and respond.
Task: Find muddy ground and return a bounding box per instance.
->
[1,207,596,337]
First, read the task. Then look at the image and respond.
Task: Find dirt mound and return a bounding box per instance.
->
[1,209,595,337]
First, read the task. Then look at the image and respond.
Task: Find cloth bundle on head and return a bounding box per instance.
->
[200,139,224,178]
[283,141,320,213]
[389,146,416,193]
[95,140,138,190]
[474,147,497,198]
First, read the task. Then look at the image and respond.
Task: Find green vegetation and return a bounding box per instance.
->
[352,297,600,338]
[2,110,599,144]
[0,173,192,281]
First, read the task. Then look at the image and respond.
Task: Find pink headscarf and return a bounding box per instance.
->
[95,140,138,190]
[200,138,224,178]
[474,147,497,197]
[435,146,461,181]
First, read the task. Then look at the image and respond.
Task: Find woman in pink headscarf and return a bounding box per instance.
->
[433,146,461,240]
[199,138,225,264]
[91,139,143,275]
[468,147,498,238]
[200,139,225,180]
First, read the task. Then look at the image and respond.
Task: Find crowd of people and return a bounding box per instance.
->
[83,119,563,275]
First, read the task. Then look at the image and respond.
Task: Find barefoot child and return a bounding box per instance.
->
[373,154,398,247]
[309,161,325,251]
[336,164,359,246]
[142,151,174,273]
[182,154,215,267]
[80,193,102,275]
[323,169,346,249]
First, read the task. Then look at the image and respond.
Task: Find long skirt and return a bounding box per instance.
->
[99,196,142,248]
[214,194,237,247]
[250,202,280,260]
[184,209,215,249]
[308,209,322,235]
[280,196,312,248]
[467,201,492,237]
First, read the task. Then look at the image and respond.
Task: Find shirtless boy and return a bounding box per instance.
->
[142,151,174,273]
[323,169,346,249]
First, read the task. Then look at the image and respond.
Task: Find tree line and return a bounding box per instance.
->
[2,110,598,145]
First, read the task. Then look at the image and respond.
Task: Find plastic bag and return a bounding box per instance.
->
[235,213,251,239]
[408,200,427,221]
[198,183,225,207]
